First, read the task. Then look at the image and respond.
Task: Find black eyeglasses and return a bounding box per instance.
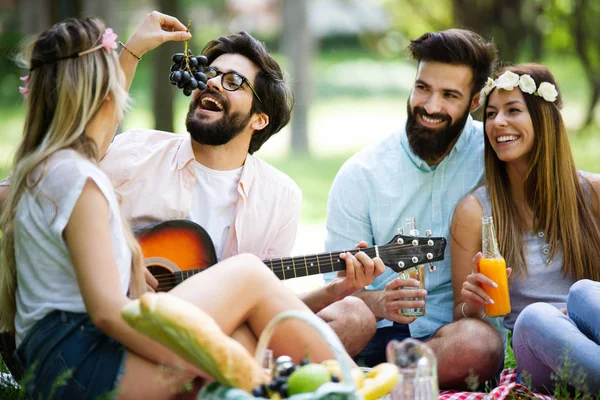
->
[203,66,262,103]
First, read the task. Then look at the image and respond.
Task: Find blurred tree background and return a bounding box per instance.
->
[0,0,599,226]
[1,1,600,388]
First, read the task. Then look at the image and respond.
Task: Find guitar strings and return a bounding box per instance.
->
[148,242,439,287]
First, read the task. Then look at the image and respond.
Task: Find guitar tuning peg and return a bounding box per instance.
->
[411,256,419,263]
[428,263,436,272]
[425,229,432,237]
[427,239,434,246]
[398,261,405,268]
[397,237,404,245]
[412,239,419,246]
[426,253,433,260]
[398,228,403,235]
[409,229,419,237]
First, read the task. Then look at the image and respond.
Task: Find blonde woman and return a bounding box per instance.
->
[0,14,337,399]
[451,63,600,393]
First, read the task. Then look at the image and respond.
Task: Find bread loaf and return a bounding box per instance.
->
[122,292,269,392]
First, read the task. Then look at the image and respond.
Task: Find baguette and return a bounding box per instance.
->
[122,292,269,392]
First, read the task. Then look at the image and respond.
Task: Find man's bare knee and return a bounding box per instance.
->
[318,297,376,357]
[431,319,504,390]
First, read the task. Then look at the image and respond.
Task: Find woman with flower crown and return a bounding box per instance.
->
[0,13,339,399]
[450,63,600,393]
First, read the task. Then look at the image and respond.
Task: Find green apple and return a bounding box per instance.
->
[287,363,331,395]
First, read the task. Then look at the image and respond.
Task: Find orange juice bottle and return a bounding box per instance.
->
[479,216,511,317]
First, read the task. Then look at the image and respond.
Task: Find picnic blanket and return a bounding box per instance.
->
[439,368,555,400]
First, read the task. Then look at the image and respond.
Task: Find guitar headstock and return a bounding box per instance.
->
[379,232,447,273]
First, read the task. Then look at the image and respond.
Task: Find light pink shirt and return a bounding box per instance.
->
[99,129,302,260]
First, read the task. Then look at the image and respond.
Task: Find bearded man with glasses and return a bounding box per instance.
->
[98,31,383,356]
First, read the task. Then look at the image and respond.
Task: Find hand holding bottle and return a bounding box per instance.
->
[460,252,512,318]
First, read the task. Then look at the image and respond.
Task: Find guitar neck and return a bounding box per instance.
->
[263,248,377,281]
[171,235,444,285]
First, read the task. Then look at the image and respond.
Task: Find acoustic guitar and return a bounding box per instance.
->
[135,219,447,292]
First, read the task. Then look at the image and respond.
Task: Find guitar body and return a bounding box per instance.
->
[135,220,217,291]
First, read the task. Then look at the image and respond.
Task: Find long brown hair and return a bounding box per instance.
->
[483,63,600,281]
[0,18,145,333]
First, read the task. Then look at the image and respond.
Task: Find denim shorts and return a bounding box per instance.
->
[14,310,127,399]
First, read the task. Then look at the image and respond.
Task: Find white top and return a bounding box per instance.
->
[188,161,242,260]
[14,150,132,345]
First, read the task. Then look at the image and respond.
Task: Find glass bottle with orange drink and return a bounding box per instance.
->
[479,216,511,317]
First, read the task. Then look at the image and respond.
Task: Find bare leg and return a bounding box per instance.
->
[169,253,335,362]
[117,254,336,398]
[318,296,376,357]
[230,323,258,354]
[117,352,197,400]
[428,318,503,390]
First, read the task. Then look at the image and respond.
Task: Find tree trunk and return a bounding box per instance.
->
[152,0,180,133]
[51,0,83,23]
[571,0,599,129]
[18,0,52,33]
[83,0,118,32]
[452,0,525,63]
[282,0,312,154]
[583,83,599,128]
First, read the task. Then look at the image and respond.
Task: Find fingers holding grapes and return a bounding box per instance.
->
[125,11,192,59]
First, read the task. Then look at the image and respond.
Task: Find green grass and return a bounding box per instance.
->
[266,153,350,222]
[0,358,23,400]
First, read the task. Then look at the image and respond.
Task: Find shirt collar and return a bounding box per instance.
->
[177,136,256,198]
[400,115,475,171]
[176,136,195,170]
[238,153,255,198]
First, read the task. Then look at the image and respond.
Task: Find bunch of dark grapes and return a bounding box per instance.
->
[169,51,208,96]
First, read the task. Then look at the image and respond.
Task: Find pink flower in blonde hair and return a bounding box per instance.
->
[101,28,118,53]
[19,75,30,99]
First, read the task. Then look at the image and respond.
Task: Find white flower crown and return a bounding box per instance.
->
[480,70,558,103]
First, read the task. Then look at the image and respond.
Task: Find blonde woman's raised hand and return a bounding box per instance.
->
[124,11,192,59]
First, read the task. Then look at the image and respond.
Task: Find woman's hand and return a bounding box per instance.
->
[124,11,192,58]
[460,252,512,318]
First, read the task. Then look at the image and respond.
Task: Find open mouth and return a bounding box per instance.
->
[496,135,519,144]
[422,115,443,124]
[199,95,224,112]
[417,112,449,128]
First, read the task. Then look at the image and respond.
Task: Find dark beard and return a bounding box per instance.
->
[185,91,252,146]
[405,102,470,163]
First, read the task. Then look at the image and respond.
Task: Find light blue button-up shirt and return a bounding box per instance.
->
[324,115,484,338]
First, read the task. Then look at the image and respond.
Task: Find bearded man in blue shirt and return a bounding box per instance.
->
[325,29,504,389]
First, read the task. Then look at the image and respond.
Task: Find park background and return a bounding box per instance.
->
[3,0,599,292]
[0,0,599,392]
[0,0,599,295]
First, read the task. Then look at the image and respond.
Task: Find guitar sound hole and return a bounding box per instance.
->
[147,265,176,292]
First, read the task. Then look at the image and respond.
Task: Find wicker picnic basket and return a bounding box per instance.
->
[196,310,364,400]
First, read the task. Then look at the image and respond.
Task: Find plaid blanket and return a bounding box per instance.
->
[439,368,555,400]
